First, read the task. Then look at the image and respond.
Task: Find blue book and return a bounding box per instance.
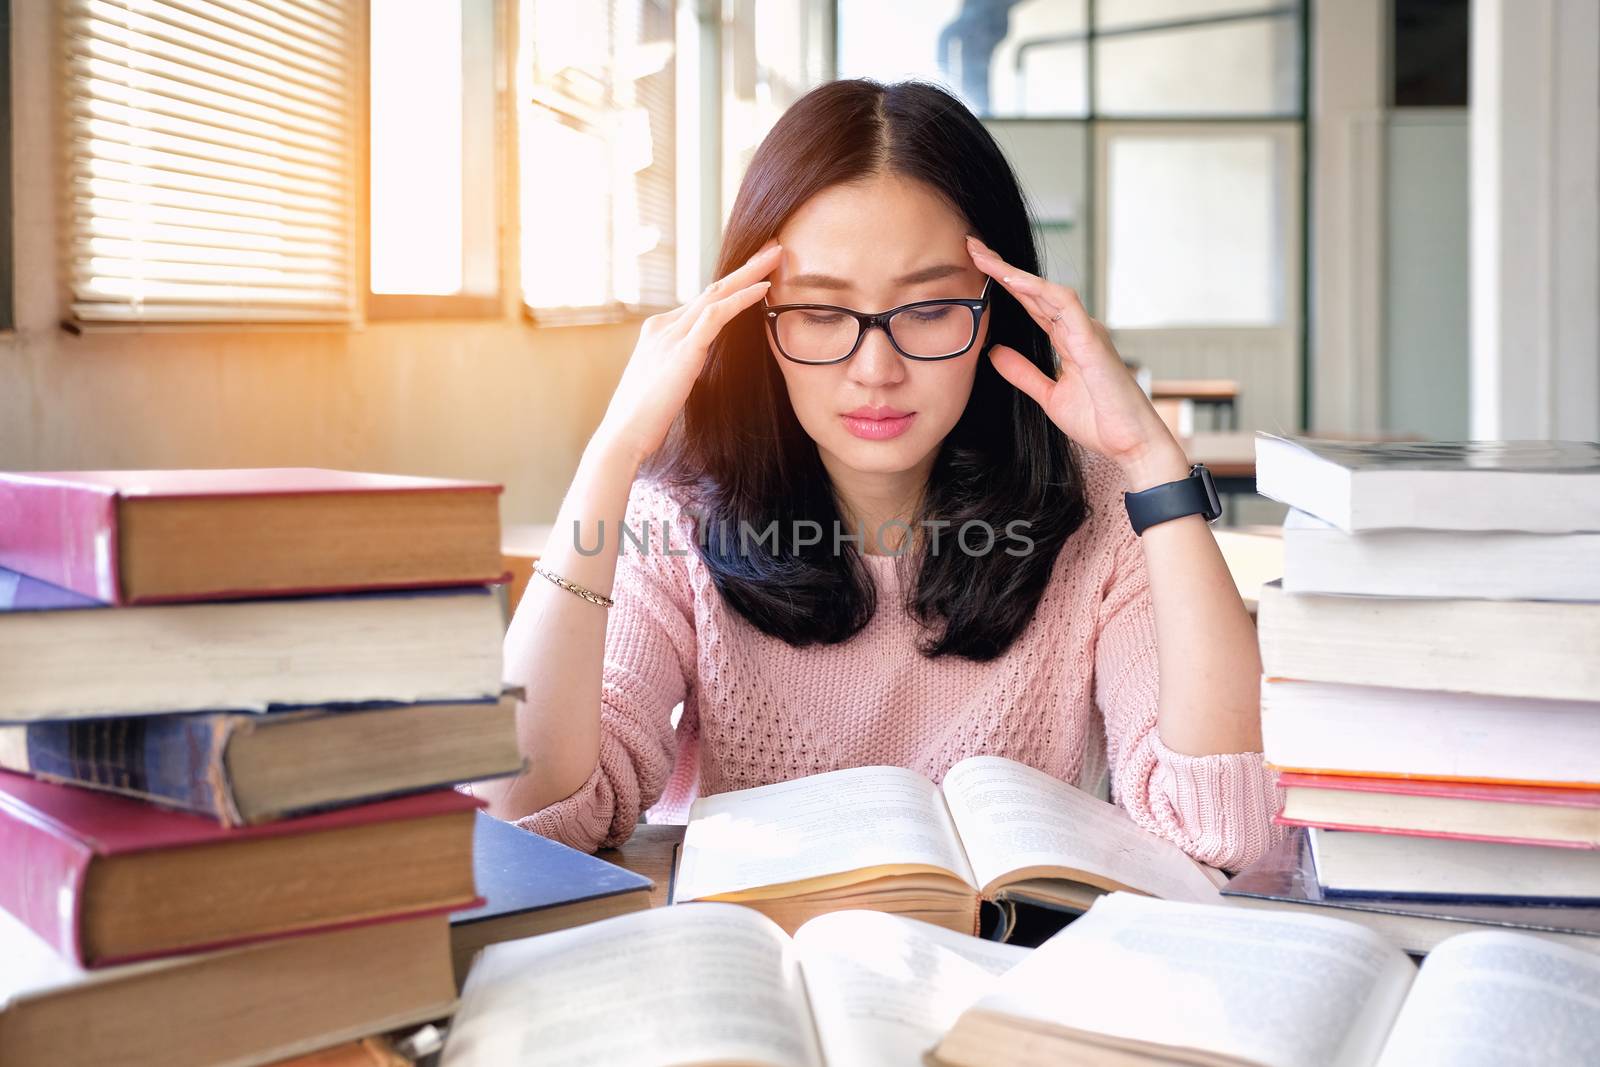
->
[450,812,655,983]
[0,695,523,826]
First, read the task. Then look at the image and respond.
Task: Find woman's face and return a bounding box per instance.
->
[766,173,989,481]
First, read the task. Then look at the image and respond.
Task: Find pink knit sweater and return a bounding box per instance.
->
[511,450,1283,871]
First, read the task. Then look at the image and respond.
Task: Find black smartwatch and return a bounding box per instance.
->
[1124,464,1223,535]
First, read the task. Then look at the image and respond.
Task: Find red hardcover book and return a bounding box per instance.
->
[1275,771,1600,849]
[0,468,508,604]
[0,771,484,967]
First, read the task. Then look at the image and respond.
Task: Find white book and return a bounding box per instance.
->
[932,892,1600,1067]
[0,581,505,721]
[1260,677,1600,786]
[668,755,1226,938]
[441,903,1028,1067]
[1254,434,1600,533]
[1281,508,1600,601]
[1256,581,1600,702]
[1308,828,1600,902]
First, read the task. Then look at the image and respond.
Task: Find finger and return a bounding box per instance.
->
[973,260,1078,360]
[968,249,1122,379]
[693,242,783,312]
[965,237,1097,342]
[1001,283,1070,345]
[986,344,1057,409]
[668,245,780,340]
[682,279,772,348]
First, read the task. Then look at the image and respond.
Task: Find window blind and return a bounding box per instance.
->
[63,0,358,324]
[519,0,675,318]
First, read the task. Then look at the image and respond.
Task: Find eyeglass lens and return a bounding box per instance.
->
[772,302,976,363]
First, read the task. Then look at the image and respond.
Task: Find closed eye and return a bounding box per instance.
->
[798,311,848,327]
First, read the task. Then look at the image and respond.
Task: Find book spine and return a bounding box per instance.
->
[0,478,123,603]
[9,716,240,825]
[0,786,95,963]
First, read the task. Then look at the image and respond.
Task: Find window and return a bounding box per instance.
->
[518,0,676,323]
[838,0,1309,434]
[1392,0,1468,108]
[62,0,359,326]
[1101,130,1294,329]
[367,0,501,318]
[720,0,832,232]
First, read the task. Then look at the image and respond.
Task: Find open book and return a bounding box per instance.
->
[673,755,1226,937]
[932,892,1600,1067]
[439,902,1027,1067]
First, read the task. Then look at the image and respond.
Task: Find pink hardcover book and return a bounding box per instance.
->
[0,772,484,967]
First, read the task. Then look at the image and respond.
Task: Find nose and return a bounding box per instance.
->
[846,322,906,388]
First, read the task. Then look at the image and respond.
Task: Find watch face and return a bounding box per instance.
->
[1195,465,1223,521]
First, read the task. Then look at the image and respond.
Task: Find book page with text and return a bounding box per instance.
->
[974,893,1416,1067]
[440,903,822,1067]
[793,910,1028,1067]
[1374,931,1600,1066]
[676,766,976,901]
[940,755,1224,903]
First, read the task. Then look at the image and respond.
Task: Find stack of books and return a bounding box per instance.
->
[1222,437,1600,955]
[0,468,524,1066]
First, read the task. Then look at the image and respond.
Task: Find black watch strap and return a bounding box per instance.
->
[1124,464,1223,536]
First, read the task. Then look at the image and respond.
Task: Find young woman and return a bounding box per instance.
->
[476,78,1281,871]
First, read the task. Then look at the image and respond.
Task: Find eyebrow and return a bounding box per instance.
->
[784,263,969,291]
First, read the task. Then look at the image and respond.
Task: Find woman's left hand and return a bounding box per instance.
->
[967,235,1189,491]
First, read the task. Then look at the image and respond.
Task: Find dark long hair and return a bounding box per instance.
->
[645,78,1088,661]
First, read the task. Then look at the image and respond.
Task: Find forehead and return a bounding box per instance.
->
[774,177,960,255]
[775,174,970,284]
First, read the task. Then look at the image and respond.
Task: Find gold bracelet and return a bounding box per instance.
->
[533,564,615,608]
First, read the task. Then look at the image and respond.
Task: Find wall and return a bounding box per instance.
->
[1383,109,1469,440]
[1,2,637,526]
[1308,0,1385,434]
[1470,0,1600,440]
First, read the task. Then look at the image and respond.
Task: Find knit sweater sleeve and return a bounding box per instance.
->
[510,479,698,853]
[1092,507,1284,872]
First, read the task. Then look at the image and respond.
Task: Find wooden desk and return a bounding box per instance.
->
[1182,430,1256,488]
[1213,525,1284,617]
[597,823,684,909]
[1152,379,1241,430]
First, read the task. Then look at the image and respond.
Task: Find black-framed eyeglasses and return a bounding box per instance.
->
[762,277,993,365]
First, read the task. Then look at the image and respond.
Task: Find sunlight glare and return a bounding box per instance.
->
[370,0,465,295]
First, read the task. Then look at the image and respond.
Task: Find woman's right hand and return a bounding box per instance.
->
[593,241,783,466]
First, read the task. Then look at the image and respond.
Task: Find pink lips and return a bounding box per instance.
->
[841,406,916,440]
